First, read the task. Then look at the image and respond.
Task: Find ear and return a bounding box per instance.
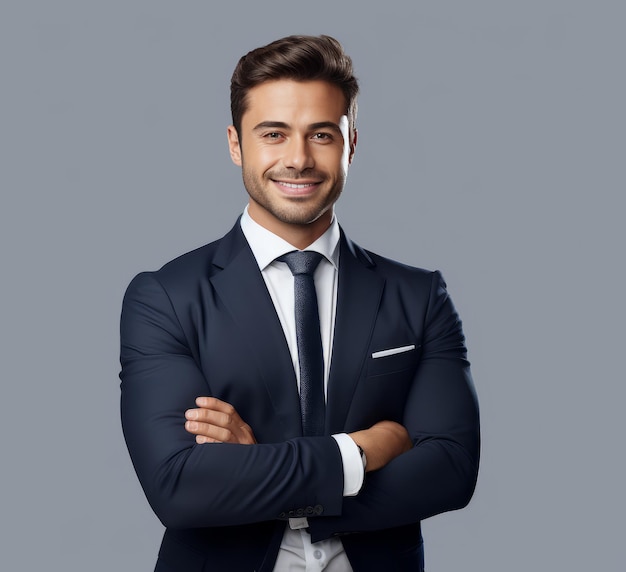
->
[348,128,358,165]
[227,125,242,166]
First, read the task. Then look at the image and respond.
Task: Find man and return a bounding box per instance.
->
[120,35,479,571]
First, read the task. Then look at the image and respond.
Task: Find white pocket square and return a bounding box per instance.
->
[371,345,416,359]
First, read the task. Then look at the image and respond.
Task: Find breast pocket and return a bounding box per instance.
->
[366,345,421,378]
[350,345,422,427]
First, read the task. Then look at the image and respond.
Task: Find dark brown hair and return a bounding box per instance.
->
[230,35,359,136]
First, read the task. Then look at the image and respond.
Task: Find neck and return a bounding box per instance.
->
[247,203,332,250]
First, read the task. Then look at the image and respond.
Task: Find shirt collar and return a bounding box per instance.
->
[240,206,340,271]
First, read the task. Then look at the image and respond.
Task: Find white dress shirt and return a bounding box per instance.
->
[240,207,363,572]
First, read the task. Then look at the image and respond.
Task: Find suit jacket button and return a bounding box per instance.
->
[296,508,304,517]
[305,506,314,516]
[288,510,296,517]
[278,512,286,519]
[314,505,323,515]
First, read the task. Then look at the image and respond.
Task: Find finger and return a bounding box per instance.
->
[185,407,237,428]
[195,396,237,415]
[188,398,241,425]
[196,435,220,444]
[185,399,257,444]
[185,419,256,445]
[185,420,256,445]
[185,420,233,442]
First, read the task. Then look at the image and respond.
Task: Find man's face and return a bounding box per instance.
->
[227,79,356,241]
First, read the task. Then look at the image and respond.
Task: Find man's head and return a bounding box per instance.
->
[230,35,359,139]
[227,35,359,248]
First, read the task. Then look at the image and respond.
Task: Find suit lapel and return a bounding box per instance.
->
[209,223,384,437]
[326,233,385,434]
[210,224,303,438]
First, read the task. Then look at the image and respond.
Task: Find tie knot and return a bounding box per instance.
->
[278,251,324,276]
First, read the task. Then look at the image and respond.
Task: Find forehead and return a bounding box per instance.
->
[241,80,347,126]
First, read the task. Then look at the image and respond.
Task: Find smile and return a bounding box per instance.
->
[271,179,322,197]
[274,181,319,189]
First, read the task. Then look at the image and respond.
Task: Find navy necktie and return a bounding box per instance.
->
[278,251,325,437]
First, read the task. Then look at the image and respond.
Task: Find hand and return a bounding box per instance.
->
[185,397,257,445]
[349,420,412,472]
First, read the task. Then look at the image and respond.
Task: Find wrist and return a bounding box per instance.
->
[356,443,367,471]
[332,433,365,496]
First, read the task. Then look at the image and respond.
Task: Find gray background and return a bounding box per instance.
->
[1,1,624,570]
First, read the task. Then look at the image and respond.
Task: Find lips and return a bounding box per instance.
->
[271,179,321,196]
[278,181,317,189]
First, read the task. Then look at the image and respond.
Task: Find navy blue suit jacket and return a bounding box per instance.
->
[120,221,480,571]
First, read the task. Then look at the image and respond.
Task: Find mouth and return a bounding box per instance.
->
[271,179,322,196]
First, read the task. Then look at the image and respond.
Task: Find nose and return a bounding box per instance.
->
[283,137,314,171]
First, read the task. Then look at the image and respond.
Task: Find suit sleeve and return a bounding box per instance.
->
[119,272,344,529]
[309,271,480,542]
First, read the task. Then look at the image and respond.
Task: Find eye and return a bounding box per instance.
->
[262,132,284,141]
[312,132,332,142]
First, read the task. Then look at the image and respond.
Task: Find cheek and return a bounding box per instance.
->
[317,147,346,171]
[249,147,282,171]
[242,140,272,162]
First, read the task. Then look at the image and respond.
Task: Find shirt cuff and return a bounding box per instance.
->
[331,433,365,497]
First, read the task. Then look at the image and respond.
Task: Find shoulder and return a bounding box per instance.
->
[123,223,247,317]
[125,240,215,294]
[367,249,437,281]
[345,232,442,288]
[353,244,466,351]
[158,239,222,283]
[127,221,243,291]
[367,249,449,306]
[343,235,453,318]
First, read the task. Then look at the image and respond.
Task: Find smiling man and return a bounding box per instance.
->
[120,35,480,571]
[227,79,353,248]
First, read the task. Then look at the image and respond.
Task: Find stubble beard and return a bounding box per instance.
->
[241,166,345,226]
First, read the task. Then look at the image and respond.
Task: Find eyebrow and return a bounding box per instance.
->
[252,121,343,133]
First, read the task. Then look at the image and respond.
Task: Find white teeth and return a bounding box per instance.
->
[280,182,315,189]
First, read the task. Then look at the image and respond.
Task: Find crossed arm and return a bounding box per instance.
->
[184,396,413,472]
[121,270,479,536]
